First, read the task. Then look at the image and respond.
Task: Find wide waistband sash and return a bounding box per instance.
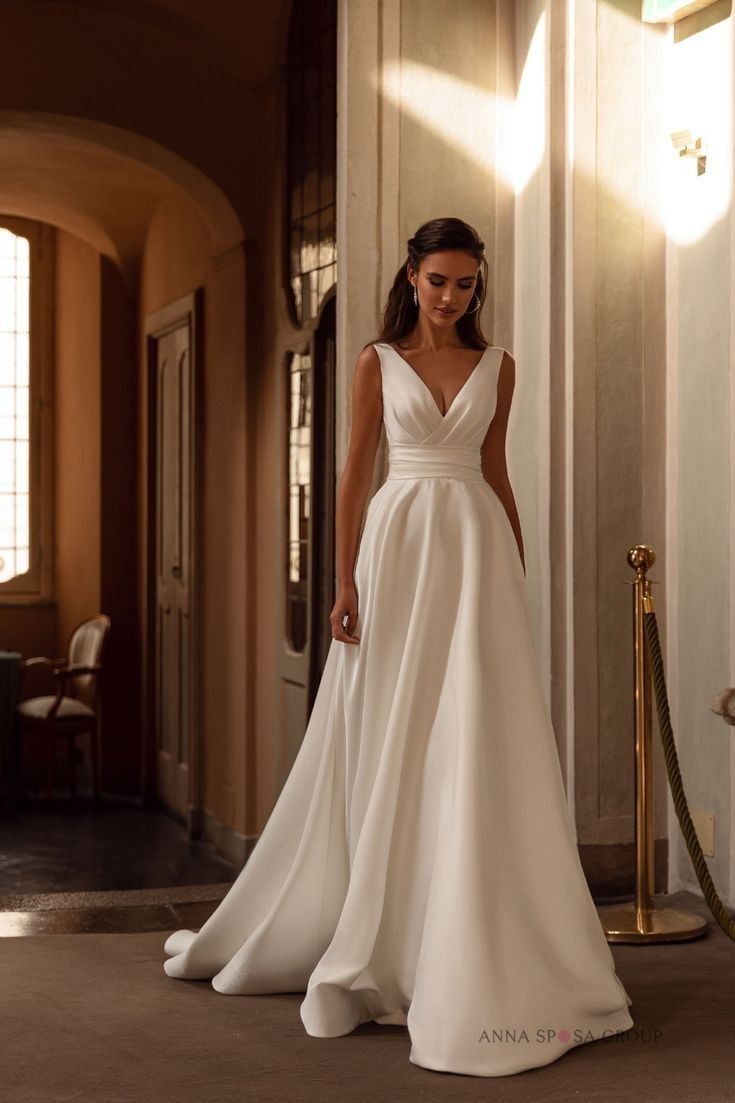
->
[386,442,485,481]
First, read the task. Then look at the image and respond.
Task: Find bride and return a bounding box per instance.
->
[164,216,634,1078]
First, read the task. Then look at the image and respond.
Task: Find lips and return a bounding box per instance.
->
[437,308,456,315]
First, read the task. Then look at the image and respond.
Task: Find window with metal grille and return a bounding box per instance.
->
[0,218,53,601]
[284,0,337,653]
[285,0,337,326]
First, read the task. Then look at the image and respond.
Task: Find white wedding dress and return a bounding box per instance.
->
[163,341,634,1077]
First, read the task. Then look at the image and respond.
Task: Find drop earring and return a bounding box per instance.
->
[412,283,418,307]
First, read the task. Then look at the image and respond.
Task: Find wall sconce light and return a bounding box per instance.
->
[670,130,707,175]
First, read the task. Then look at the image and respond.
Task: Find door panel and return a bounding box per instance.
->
[155,325,191,820]
[145,290,202,836]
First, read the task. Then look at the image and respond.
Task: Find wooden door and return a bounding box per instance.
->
[145,291,202,835]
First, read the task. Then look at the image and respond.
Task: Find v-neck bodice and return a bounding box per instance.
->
[373,341,504,453]
[385,343,490,419]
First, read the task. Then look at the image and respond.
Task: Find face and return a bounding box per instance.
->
[409,250,480,323]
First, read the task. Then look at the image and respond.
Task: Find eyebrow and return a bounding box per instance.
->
[426,271,476,279]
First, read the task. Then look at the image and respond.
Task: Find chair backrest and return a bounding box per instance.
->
[66,614,111,708]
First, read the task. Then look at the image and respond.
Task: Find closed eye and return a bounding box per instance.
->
[429,279,474,288]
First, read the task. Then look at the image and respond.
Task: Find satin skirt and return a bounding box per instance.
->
[163,445,633,1077]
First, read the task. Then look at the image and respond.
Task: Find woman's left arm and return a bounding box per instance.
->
[480,350,526,575]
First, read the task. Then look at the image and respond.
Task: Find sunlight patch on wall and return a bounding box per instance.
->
[378,10,547,198]
[513,10,547,196]
[661,16,731,245]
[380,61,513,195]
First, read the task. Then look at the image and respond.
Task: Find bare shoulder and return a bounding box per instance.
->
[497,348,516,393]
[356,342,381,371]
[349,343,383,410]
[353,342,382,390]
[497,346,515,371]
[486,348,515,429]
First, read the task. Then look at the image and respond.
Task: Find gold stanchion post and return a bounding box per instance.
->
[597,544,707,943]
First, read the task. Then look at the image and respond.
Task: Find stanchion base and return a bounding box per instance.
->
[597,902,708,943]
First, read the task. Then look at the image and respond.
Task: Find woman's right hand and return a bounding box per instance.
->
[330,585,361,644]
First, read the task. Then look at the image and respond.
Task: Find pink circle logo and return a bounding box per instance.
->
[558,1029,571,1043]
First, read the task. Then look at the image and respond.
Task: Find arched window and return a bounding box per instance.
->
[0,219,53,600]
[285,0,337,327]
[286,348,312,652]
[284,0,337,657]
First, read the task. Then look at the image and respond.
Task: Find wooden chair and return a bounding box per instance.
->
[16,614,111,801]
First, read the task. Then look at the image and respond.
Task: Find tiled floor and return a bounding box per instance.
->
[0,795,238,896]
[0,796,239,935]
[0,890,228,936]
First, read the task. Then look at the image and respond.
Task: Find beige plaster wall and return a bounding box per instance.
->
[660,6,734,900]
[55,231,101,652]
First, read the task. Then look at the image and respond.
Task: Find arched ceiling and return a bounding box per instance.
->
[0,0,294,288]
[0,111,244,288]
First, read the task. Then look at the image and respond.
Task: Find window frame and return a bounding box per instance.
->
[284,0,337,329]
[0,216,54,605]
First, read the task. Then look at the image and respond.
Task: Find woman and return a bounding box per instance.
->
[163,216,634,1077]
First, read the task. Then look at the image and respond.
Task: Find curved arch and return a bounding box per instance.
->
[0,110,243,286]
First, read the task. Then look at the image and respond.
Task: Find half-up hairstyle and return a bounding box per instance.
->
[373,217,490,350]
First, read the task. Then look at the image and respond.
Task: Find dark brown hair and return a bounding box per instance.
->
[372,217,489,350]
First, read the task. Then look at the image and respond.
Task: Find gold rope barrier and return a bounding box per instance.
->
[596,544,729,943]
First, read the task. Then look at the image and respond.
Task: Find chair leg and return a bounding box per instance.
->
[46,735,55,800]
[91,725,100,803]
[68,735,76,798]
